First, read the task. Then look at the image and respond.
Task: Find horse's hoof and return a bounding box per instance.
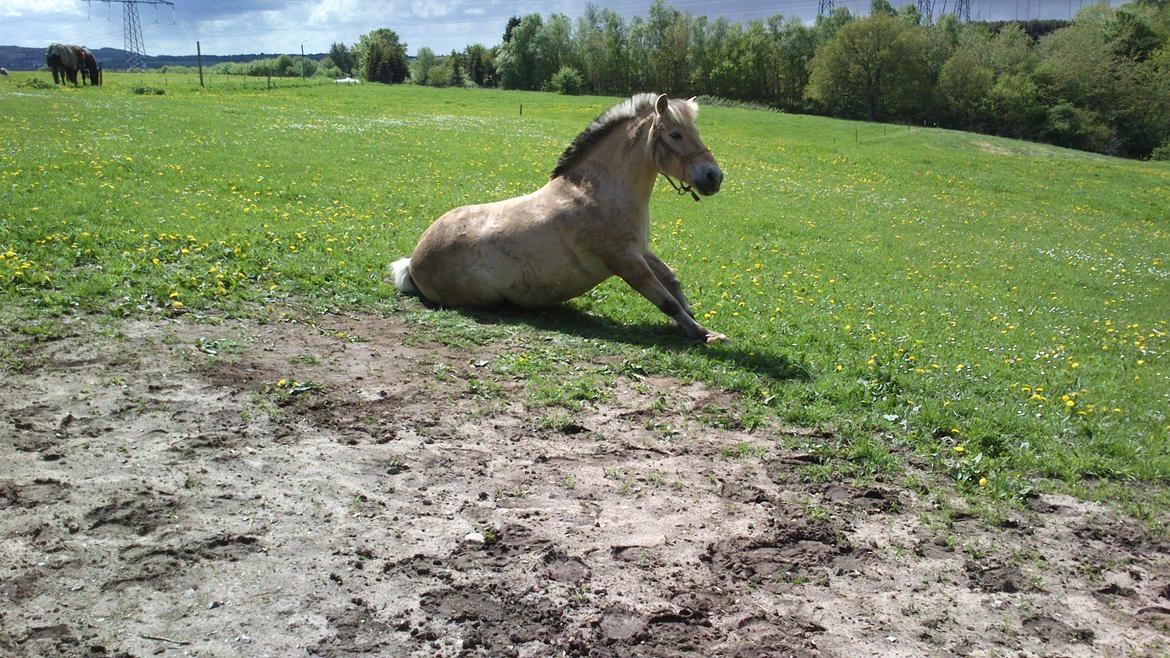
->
[704,332,728,344]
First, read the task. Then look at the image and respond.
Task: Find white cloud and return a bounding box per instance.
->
[1,0,79,17]
[410,0,454,19]
[310,0,382,25]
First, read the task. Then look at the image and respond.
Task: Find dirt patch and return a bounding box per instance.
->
[1,311,1168,657]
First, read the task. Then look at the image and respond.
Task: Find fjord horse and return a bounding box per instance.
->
[392,93,726,343]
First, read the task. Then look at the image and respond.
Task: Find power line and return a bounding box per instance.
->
[86,0,175,70]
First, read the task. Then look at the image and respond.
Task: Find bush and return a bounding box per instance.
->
[19,78,55,90]
[1042,102,1110,152]
[425,63,452,87]
[1151,140,1170,161]
[315,64,344,79]
[984,73,1043,138]
[548,66,583,95]
[132,86,165,95]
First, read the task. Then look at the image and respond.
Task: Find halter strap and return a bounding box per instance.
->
[655,131,710,202]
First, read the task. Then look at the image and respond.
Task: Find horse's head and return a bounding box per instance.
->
[650,94,723,197]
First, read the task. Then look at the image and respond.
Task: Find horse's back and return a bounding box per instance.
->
[409,184,612,308]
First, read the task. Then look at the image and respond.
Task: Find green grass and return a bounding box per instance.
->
[2,71,1168,513]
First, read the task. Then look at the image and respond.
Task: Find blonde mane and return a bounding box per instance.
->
[550,93,699,180]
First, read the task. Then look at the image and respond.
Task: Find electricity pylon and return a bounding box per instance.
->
[954,0,972,22]
[88,0,174,71]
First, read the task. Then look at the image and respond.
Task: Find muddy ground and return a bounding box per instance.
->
[1,310,1168,657]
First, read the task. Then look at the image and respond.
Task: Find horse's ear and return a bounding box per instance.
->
[655,93,669,117]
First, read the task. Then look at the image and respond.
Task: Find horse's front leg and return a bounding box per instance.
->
[609,253,726,343]
[644,252,694,319]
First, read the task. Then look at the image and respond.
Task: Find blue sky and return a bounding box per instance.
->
[0,0,1105,56]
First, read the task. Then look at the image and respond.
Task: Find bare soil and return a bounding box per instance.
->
[2,312,1168,657]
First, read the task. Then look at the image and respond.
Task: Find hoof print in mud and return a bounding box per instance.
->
[965,560,1035,594]
[704,516,851,588]
[598,604,648,642]
[86,492,178,536]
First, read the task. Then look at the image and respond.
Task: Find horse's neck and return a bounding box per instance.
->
[572,117,659,207]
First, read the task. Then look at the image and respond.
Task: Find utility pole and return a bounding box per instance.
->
[87,0,175,71]
[818,0,835,17]
[300,42,305,81]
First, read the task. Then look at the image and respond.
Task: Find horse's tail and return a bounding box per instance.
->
[390,257,418,295]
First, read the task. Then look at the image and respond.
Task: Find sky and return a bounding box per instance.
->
[0,0,1110,57]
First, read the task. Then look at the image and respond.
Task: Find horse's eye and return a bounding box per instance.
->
[670,131,682,140]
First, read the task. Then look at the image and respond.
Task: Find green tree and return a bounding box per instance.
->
[328,42,354,75]
[600,7,631,93]
[503,16,522,43]
[1042,102,1110,151]
[815,7,855,45]
[807,14,929,121]
[1106,8,1163,60]
[986,24,1036,75]
[937,48,994,128]
[426,61,453,87]
[770,16,818,110]
[536,13,575,86]
[464,44,489,86]
[871,0,897,17]
[984,73,1044,137]
[496,13,543,89]
[274,54,295,77]
[411,47,437,85]
[355,29,408,83]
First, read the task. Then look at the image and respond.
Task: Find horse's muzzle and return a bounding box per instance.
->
[691,163,723,196]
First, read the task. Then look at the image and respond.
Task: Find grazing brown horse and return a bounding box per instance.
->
[46,43,78,85]
[46,44,100,86]
[392,93,727,342]
[77,47,100,86]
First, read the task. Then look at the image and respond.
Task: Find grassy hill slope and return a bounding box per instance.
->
[2,72,1167,513]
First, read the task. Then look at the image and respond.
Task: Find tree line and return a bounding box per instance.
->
[159,54,345,79]
[252,0,1170,158]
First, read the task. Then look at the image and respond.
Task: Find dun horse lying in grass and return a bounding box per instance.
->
[392,93,726,343]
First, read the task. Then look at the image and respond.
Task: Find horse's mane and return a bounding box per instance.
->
[550,93,698,180]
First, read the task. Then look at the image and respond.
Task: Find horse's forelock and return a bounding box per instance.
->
[669,98,699,125]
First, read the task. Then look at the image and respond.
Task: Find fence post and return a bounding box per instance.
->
[196,40,204,88]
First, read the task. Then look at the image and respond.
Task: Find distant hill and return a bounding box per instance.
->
[0,45,327,71]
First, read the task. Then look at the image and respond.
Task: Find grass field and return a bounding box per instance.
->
[2,71,1168,518]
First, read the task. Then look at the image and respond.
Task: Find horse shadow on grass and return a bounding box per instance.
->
[446,304,810,383]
